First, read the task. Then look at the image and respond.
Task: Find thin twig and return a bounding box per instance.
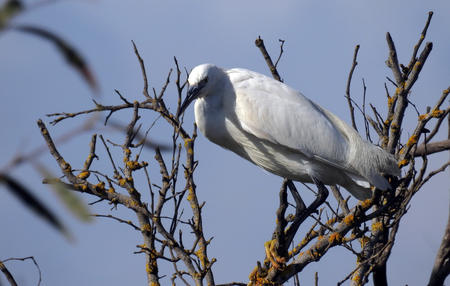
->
[255,36,282,82]
[345,45,360,131]
[361,78,372,142]
[82,134,98,171]
[132,40,151,99]
[428,198,450,286]
[274,39,285,68]
[2,256,42,286]
[92,214,141,231]
[385,32,403,85]
[99,134,119,176]
[406,11,434,77]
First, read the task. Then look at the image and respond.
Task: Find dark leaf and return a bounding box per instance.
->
[0,173,69,237]
[12,25,99,93]
[36,165,93,222]
[0,0,23,30]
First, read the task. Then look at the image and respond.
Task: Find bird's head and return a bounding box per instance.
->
[177,64,223,117]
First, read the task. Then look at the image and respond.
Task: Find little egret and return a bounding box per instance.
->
[179,64,400,200]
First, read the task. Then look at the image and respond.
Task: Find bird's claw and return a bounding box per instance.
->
[264,239,286,269]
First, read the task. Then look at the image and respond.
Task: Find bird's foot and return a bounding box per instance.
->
[248,265,267,286]
[264,239,286,269]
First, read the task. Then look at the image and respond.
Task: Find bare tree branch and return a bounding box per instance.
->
[1,256,42,286]
[345,44,360,131]
[0,261,18,286]
[255,36,282,82]
[428,206,450,286]
[414,139,450,157]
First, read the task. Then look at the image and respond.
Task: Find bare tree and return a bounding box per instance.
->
[248,12,449,286]
[1,8,448,286]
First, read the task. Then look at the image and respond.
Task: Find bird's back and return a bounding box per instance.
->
[226,68,350,163]
[225,68,399,196]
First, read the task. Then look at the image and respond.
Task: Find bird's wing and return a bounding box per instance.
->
[227,68,350,167]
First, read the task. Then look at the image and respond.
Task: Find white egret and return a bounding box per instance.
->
[179,64,400,200]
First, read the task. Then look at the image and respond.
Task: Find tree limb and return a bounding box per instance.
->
[414,139,450,157]
[255,36,282,82]
[0,261,18,286]
[428,206,450,286]
[345,45,360,131]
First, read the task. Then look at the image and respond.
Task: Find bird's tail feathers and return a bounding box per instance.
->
[366,171,392,190]
[311,104,399,194]
[318,105,400,185]
[343,182,372,201]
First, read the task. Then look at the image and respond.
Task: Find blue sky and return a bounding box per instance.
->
[1,0,449,285]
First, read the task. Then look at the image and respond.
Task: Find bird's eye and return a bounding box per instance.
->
[200,77,208,85]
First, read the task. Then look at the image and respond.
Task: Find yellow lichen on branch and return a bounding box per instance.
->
[289,237,309,256]
[387,95,395,108]
[352,273,361,283]
[328,232,342,244]
[248,266,268,286]
[326,217,337,225]
[94,181,105,191]
[141,223,152,232]
[418,114,428,121]
[372,221,383,232]
[126,160,146,171]
[195,246,209,268]
[359,236,370,247]
[184,138,194,155]
[187,187,194,201]
[406,134,419,147]
[77,171,90,179]
[398,159,409,168]
[359,198,372,209]
[431,109,445,118]
[118,177,127,187]
[413,61,422,70]
[343,213,355,225]
[384,114,394,126]
[62,161,72,173]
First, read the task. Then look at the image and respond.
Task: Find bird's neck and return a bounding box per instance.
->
[194,85,229,139]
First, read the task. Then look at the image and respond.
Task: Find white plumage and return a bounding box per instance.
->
[179,64,400,200]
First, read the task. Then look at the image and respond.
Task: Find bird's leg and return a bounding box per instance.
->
[282,181,307,248]
[284,178,329,247]
[311,177,329,201]
[287,180,306,210]
[262,178,330,276]
[263,179,289,270]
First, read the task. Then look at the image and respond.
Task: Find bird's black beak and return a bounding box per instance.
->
[177,84,201,118]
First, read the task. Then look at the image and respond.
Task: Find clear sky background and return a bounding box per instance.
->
[1,0,449,285]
